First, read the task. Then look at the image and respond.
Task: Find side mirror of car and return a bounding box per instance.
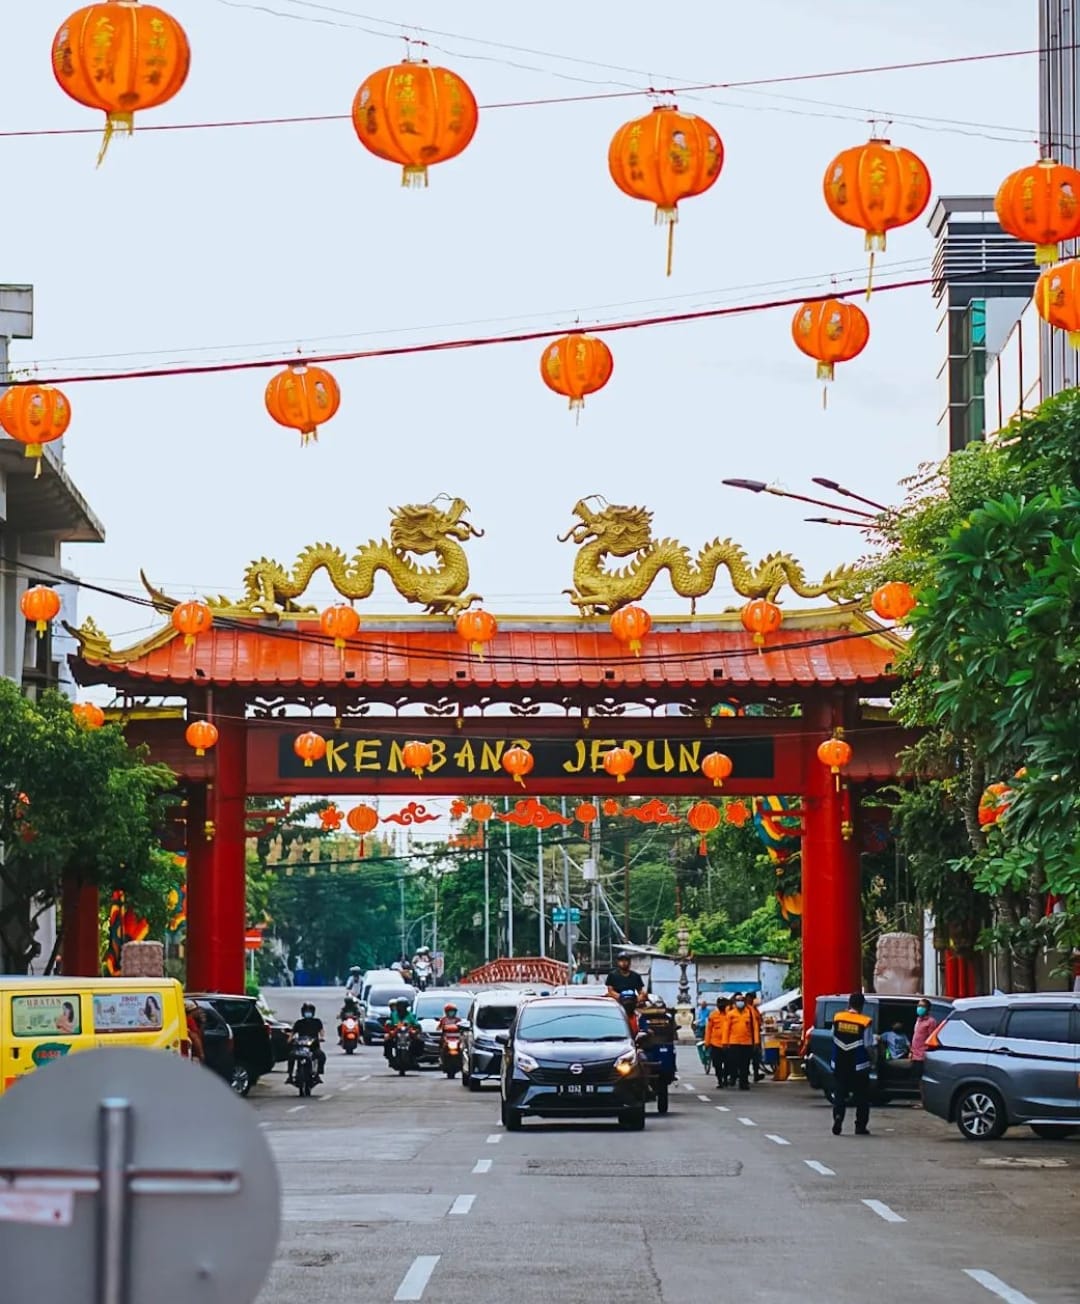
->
[494,1031,510,1046]
[457,1020,472,1032]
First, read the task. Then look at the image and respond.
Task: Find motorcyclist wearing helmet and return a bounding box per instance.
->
[288,1002,326,1084]
[435,1001,461,1034]
[605,951,646,1005]
[383,996,420,1061]
[345,965,363,996]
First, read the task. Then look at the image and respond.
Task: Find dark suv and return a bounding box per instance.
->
[187,993,275,1095]
[803,993,953,1102]
[500,996,648,1130]
[921,993,1080,1141]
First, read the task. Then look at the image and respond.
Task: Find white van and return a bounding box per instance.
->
[358,968,404,1010]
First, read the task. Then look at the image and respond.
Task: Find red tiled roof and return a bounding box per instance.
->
[77,622,898,690]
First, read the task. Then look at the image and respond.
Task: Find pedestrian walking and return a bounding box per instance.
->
[910,996,938,1093]
[705,997,730,1088]
[830,990,875,1136]
[725,992,757,1091]
[747,992,765,1081]
[695,996,711,1073]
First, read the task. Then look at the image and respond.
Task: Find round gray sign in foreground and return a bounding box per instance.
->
[0,1047,280,1303]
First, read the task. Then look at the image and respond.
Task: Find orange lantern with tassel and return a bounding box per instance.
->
[540,334,613,417]
[791,299,869,405]
[0,385,71,476]
[456,608,498,659]
[603,746,635,784]
[817,737,853,790]
[185,720,218,757]
[351,59,478,188]
[346,803,379,855]
[171,600,212,647]
[871,581,916,623]
[401,739,434,779]
[52,1,191,164]
[740,598,782,647]
[701,751,733,789]
[610,605,652,657]
[686,800,720,855]
[72,701,105,730]
[470,801,494,824]
[823,138,931,290]
[21,585,61,636]
[320,604,360,649]
[995,158,1080,265]
[575,801,598,833]
[265,364,340,446]
[502,746,534,787]
[294,731,328,769]
[1034,259,1080,346]
[608,105,724,275]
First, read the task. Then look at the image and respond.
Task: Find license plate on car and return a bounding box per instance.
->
[558,1084,596,1094]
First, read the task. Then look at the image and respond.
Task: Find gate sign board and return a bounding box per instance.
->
[277,728,774,784]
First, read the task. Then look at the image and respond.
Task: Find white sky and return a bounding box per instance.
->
[5,0,1036,647]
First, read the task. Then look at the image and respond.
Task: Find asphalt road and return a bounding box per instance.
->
[251,987,1079,1304]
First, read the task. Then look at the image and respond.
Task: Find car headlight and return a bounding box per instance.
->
[515,1050,539,1074]
[614,1050,637,1076]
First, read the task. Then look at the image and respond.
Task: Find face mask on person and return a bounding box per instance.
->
[735,1000,745,1010]
[916,1005,928,1016]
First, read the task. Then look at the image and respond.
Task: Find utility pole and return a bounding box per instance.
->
[504,798,513,958]
[483,827,491,963]
[398,870,406,960]
[537,826,546,958]
[623,835,630,943]
[561,796,573,975]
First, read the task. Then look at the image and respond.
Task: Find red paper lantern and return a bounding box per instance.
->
[790,299,869,399]
[502,745,534,787]
[185,720,219,757]
[0,384,71,475]
[456,608,498,659]
[171,600,212,647]
[320,604,360,649]
[871,581,916,623]
[347,804,379,834]
[1034,259,1080,347]
[740,599,782,647]
[817,737,853,791]
[540,334,614,416]
[575,801,598,832]
[401,739,434,779]
[610,605,652,656]
[294,730,328,768]
[21,585,62,636]
[686,800,721,854]
[603,746,635,784]
[701,751,733,789]
[72,701,105,730]
[470,801,494,824]
[265,363,341,445]
[995,158,1080,265]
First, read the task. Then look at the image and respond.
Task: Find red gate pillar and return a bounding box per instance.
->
[59,876,101,976]
[801,720,861,1032]
[185,708,248,993]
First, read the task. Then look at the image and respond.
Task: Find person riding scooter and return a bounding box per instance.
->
[337,994,362,1045]
[345,965,363,997]
[383,997,421,1062]
[412,947,433,990]
[435,1002,460,1034]
[288,1002,326,1084]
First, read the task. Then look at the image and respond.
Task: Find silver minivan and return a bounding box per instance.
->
[921,992,1080,1140]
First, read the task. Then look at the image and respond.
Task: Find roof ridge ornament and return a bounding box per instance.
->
[558,498,858,616]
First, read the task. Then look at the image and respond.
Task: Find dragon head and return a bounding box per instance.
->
[389,497,484,553]
[558,498,655,557]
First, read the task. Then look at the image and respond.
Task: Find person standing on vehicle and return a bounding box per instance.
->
[910,997,938,1085]
[288,1002,326,1084]
[830,990,875,1135]
[605,951,645,1005]
[725,993,757,1091]
[705,997,730,1088]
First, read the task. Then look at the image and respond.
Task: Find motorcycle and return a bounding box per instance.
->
[388,1023,418,1076]
[339,1015,360,1055]
[637,1004,677,1115]
[439,1023,462,1078]
[293,1035,318,1097]
[413,958,432,991]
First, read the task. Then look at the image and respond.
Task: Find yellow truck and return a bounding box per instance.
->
[0,976,187,1093]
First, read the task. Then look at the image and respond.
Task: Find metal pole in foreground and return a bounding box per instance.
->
[537,826,546,958]
[561,796,572,975]
[399,871,406,960]
[483,830,491,964]
[504,799,513,958]
[98,1099,132,1304]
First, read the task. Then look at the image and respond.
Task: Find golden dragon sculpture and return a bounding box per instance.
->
[558,497,858,615]
[141,497,484,618]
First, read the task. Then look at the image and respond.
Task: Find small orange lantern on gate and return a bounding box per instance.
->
[72,701,105,730]
[701,751,733,789]
[456,608,498,658]
[817,736,853,790]
[610,605,652,656]
[470,801,494,824]
[0,385,71,475]
[171,600,212,647]
[294,731,328,768]
[401,739,434,779]
[185,720,219,757]
[686,800,721,855]
[602,746,635,784]
[502,746,534,787]
[540,334,613,417]
[740,599,782,647]
[21,585,62,636]
[265,364,341,446]
[347,803,379,854]
[320,604,360,649]
[575,801,598,834]
[871,581,916,623]
[1035,259,1080,346]
[995,158,1080,265]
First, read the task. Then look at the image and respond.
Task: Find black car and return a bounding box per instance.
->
[187,999,236,1086]
[500,996,648,1131]
[188,993,276,1095]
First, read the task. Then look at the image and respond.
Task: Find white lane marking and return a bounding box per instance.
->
[359,1074,371,1082]
[862,1199,905,1224]
[697,1094,710,1102]
[714,1105,730,1113]
[804,1160,835,1176]
[963,1269,1039,1304]
[738,1117,756,1127]
[394,1255,440,1301]
[339,1083,353,1091]
[287,1105,305,1114]
[472,1159,492,1174]
[682,1083,694,1091]
[486,1133,502,1144]
[321,1094,335,1101]
[449,1194,475,1216]
[258,1121,271,1129]
[765,1134,790,1146]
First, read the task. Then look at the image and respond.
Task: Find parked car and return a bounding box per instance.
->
[256,998,293,1064]
[412,989,467,1067]
[362,985,418,1044]
[500,995,648,1130]
[188,999,235,1085]
[803,993,953,1102]
[187,993,275,1095]
[920,992,1080,1141]
[460,990,527,1090]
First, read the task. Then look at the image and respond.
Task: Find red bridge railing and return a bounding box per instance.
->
[462,957,570,986]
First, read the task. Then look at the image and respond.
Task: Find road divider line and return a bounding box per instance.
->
[257,1121,271,1129]
[963,1269,1039,1304]
[765,1134,790,1146]
[472,1159,492,1174]
[862,1199,905,1224]
[359,1074,371,1082]
[287,1105,306,1114]
[394,1255,440,1301]
[486,1133,502,1144]
[449,1194,476,1216]
[697,1094,710,1102]
[804,1160,835,1176]
[682,1083,695,1091]
[321,1094,335,1101]
[738,1117,756,1127]
[715,1105,730,1113]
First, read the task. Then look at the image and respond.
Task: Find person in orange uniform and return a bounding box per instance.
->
[704,997,730,1089]
[746,992,765,1082]
[724,992,757,1091]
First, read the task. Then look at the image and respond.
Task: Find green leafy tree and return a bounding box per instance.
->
[0,681,175,972]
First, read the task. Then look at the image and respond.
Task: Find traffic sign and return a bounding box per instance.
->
[552,907,581,925]
[244,929,264,951]
[0,1046,281,1303]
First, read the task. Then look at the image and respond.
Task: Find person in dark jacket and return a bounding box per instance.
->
[830,991,875,1136]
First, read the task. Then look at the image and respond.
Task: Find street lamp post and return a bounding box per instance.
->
[675,925,694,1043]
